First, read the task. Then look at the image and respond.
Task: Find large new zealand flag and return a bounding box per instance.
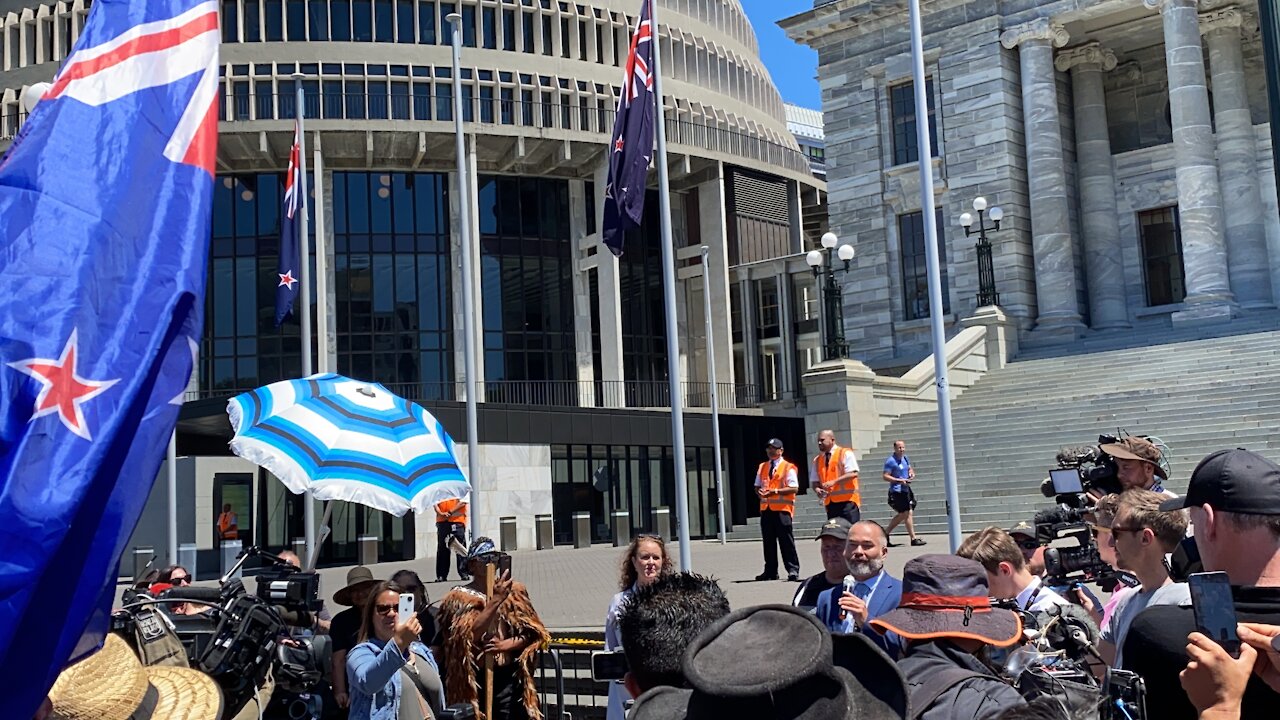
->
[0,0,219,716]
[600,0,655,256]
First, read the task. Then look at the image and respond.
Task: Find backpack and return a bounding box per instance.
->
[908,667,986,720]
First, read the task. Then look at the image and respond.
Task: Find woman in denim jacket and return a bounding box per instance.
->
[347,580,445,720]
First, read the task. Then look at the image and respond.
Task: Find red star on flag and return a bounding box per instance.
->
[8,330,119,440]
[614,137,624,152]
[278,270,297,289]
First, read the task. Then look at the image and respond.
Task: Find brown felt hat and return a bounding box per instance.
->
[1100,436,1167,479]
[869,555,1022,648]
[333,565,378,607]
[47,633,222,720]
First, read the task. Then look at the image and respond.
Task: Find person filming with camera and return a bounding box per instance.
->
[1099,436,1174,497]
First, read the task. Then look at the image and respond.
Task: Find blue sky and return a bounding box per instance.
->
[738,0,820,108]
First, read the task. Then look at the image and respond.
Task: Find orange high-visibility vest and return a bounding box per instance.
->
[435,498,468,525]
[217,512,238,540]
[813,446,860,507]
[757,459,797,515]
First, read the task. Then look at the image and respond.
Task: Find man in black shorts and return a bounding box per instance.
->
[883,440,924,547]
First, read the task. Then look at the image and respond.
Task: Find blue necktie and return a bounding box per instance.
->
[855,582,870,600]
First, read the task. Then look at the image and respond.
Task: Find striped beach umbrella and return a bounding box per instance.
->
[227,374,468,517]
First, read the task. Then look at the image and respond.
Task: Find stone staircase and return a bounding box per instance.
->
[734,316,1280,540]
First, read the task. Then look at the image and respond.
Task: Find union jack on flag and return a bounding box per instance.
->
[0,1,219,715]
[600,0,656,256]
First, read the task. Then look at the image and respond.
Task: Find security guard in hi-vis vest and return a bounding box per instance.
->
[755,438,801,581]
[810,429,861,524]
[434,497,471,582]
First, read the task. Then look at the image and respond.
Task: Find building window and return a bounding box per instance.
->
[890,79,937,167]
[1139,206,1187,306]
[477,177,576,394]
[899,209,950,321]
[756,277,780,338]
[222,0,239,42]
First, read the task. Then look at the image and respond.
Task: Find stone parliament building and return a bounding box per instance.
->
[784,0,1280,367]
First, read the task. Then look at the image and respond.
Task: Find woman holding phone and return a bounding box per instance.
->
[603,534,672,720]
[437,537,549,720]
[346,580,445,720]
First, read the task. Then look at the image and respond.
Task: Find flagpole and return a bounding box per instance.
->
[294,73,317,563]
[647,1,694,571]
[167,432,178,564]
[700,246,727,545]
[448,13,482,540]
[908,0,962,550]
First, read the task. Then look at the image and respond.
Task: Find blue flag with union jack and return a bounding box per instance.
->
[0,0,218,715]
[601,0,655,256]
[276,120,302,325]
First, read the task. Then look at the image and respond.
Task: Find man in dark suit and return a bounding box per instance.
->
[814,519,903,658]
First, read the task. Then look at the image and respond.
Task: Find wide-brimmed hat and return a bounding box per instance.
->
[870,555,1022,648]
[333,565,378,606]
[1100,436,1167,479]
[629,605,907,720]
[47,633,222,720]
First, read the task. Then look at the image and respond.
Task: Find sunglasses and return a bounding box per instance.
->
[1015,540,1039,552]
[1110,526,1145,536]
[374,603,398,615]
[170,575,191,585]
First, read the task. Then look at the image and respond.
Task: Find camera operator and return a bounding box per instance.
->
[1079,489,1189,668]
[869,554,1027,720]
[1124,449,1280,719]
[957,528,1071,613]
[1099,436,1174,497]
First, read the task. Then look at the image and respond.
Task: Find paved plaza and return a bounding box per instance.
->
[298,533,951,631]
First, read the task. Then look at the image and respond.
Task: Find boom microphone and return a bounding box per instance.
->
[160,585,224,604]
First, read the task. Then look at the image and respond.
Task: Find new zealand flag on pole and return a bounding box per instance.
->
[0,0,218,716]
[276,119,302,325]
[601,0,655,256]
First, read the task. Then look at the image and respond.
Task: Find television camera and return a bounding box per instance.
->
[113,546,328,719]
[998,601,1146,720]
[1034,434,1134,587]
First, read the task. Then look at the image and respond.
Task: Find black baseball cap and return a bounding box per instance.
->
[1159,448,1280,514]
[815,517,852,541]
[766,438,784,449]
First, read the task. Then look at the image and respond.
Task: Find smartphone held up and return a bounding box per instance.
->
[1189,571,1241,657]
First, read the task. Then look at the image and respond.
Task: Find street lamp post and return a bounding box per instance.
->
[806,232,856,361]
[958,196,1003,307]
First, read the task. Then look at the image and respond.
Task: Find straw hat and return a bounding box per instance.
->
[47,633,222,720]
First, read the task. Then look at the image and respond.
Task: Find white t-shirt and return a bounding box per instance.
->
[1103,581,1192,668]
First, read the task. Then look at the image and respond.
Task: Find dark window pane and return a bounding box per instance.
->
[436,83,452,121]
[391,81,410,119]
[286,0,305,40]
[1139,207,1186,306]
[374,0,392,41]
[265,0,284,41]
[522,12,533,53]
[412,82,432,120]
[502,9,515,50]
[332,0,351,40]
[345,79,366,118]
[890,79,938,166]
[898,210,950,320]
[483,7,497,49]
[440,3,455,44]
[244,0,261,41]
[397,0,414,42]
[222,0,239,42]
[368,80,388,118]
[419,0,437,43]
[353,0,373,41]
[541,15,551,55]
[462,4,476,47]
[309,0,329,40]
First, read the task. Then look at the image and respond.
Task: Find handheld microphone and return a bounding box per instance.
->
[839,575,855,621]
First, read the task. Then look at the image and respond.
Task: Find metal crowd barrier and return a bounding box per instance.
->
[534,638,608,720]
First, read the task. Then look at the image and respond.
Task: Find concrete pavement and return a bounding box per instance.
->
[299,533,951,631]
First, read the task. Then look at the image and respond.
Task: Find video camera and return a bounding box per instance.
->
[1034,434,1133,586]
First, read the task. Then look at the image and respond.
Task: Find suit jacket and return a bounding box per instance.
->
[814,571,903,659]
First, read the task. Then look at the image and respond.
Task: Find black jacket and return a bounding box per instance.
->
[1124,584,1280,720]
[898,641,1026,720]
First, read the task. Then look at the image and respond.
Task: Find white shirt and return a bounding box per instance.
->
[755,460,798,488]
[809,445,860,487]
[1015,576,1071,614]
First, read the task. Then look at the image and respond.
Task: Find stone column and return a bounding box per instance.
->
[1056,43,1130,329]
[1146,0,1236,322]
[1202,6,1274,308]
[1000,20,1085,335]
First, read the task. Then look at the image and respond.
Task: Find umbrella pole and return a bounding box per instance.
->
[306,501,333,571]
[483,561,495,720]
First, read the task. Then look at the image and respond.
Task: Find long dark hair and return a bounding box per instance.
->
[358,580,404,644]
[156,565,188,584]
[619,534,673,590]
